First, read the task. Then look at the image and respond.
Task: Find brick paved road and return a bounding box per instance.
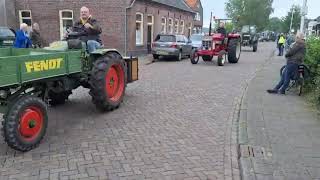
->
[0,43,275,180]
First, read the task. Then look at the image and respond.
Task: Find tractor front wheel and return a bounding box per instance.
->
[2,96,48,152]
[228,38,241,63]
[90,52,127,112]
[190,49,199,64]
[253,42,258,52]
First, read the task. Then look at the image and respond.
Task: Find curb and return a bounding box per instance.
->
[236,49,276,180]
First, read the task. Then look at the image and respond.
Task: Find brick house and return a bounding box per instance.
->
[0,0,196,56]
[184,0,203,34]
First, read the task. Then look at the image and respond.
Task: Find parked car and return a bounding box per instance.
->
[189,34,203,50]
[0,27,16,47]
[152,34,193,61]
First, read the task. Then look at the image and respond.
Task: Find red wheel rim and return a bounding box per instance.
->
[105,64,125,102]
[19,106,44,142]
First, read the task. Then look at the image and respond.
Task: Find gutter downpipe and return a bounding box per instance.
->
[125,0,137,57]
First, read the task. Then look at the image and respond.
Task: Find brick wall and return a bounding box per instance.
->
[127,0,194,56]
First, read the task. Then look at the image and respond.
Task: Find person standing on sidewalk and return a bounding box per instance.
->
[277,33,286,56]
[267,32,306,95]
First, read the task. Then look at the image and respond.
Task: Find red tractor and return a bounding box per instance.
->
[190,32,242,66]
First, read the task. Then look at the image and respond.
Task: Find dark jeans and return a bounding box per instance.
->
[278,43,284,56]
[275,63,299,93]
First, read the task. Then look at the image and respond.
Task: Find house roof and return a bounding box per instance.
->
[184,0,198,8]
[150,0,195,13]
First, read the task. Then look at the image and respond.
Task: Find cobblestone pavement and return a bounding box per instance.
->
[239,53,320,180]
[0,43,274,180]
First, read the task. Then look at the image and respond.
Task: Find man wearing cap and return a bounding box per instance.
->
[267,32,306,95]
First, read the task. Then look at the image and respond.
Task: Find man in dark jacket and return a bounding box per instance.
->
[31,23,44,48]
[216,22,227,37]
[71,6,102,53]
[267,32,306,95]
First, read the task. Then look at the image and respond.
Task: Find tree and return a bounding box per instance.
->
[280,5,301,33]
[225,0,274,31]
[267,17,282,32]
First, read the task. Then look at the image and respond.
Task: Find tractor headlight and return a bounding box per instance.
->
[0,90,8,99]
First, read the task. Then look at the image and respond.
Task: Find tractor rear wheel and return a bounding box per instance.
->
[202,55,213,61]
[49,90,72,106]
[90,52,127,112]
[228,38,241,63]
[2,96,48,152]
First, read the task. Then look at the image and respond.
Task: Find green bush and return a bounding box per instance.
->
[304,36,320,104]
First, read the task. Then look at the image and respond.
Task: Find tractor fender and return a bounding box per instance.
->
[90,49,123,59]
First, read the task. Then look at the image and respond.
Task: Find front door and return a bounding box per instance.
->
[147,25,152,54]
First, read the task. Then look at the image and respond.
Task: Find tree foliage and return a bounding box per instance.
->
[280,5,301,33]
[225,0,274,31]
[267,17,282,32]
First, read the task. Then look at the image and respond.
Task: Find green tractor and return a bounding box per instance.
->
[0,32,139,152]
[240,25,259,52]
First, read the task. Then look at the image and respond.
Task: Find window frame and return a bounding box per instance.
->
[161,17,167,34]
[180,20,185,34]
[174,19,179,34]
[19,10,32,26]
[136,12,144,46]
[147,14,154,44]
[59,10,74,40]
[168,18,173,34]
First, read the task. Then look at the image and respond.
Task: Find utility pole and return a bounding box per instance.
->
[289,6,294,33]
[300,0,308,33]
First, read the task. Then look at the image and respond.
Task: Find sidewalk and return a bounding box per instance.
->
[239,54,320,180]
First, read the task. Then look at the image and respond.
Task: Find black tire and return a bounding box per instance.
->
[253,42,258,52]
[202,55,213,61]
[49,90,72,106]
[153,54,159,60]
[217,50,226,66]
[228,38,241,63]
[176,51,182,61]
[190,49,199,64]
[2,96,48,152]
[217,57,225,66]
[89,52,127,112]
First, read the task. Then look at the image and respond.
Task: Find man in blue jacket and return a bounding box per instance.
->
[14,23,32,48]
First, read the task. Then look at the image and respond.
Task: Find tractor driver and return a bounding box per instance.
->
[216,22,227,37]
[71,6,102,53]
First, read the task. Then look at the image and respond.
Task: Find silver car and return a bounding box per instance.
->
[190,34,203,50]
[152,34,193,61]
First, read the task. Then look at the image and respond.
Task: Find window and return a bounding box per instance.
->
[19,10,32,26]
[168,18,173,34]
[161,17,167,34]
[136,13,143,45]
[174,19,179,34]
[59,10,74,40]
[180,20,184,34]
[194,12,201,21]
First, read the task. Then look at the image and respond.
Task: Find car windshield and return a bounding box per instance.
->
[0,28,15,37]
[155,35,176,42]
[241,26,250,33]
[190,34,203,41]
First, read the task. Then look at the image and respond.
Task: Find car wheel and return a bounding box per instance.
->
[177,51,182,61]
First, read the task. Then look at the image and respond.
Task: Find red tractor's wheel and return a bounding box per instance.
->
[202,55,213,61]
[90,52,127,112]
[2,96,48,152]
[228,38,241,63]
[190,49,199,64]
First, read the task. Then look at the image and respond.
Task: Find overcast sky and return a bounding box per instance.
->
[202,0,320,27]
